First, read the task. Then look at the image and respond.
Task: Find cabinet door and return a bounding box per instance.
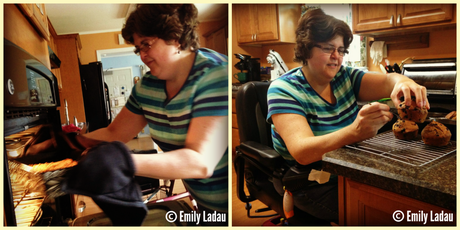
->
[353,4,397,32]
[398,4,453,27]
[344,178,455,226]
[32,4,50,40]
[235,4,258,43]
[207,27,227,55]
[254,4,279,42]
[18,3,50,40]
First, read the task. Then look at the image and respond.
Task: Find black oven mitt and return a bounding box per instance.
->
[16,125,102,164]
[61,141,148,226]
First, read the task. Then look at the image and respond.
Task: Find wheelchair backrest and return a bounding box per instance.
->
[236,81,273,147]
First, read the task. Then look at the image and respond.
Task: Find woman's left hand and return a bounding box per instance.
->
[390,77,430,109]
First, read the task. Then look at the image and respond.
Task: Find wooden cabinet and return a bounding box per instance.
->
[232,97,240,160]
[55,34,86,124]
[353,4,455,35]
[339,177,455,226]
[205,26,228,56]
[48,20,63,89]
[4,4,50,69]
[17,4,50,41]
[234,4,301,45]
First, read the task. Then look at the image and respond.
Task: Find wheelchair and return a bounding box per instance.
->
[233,81,331,226]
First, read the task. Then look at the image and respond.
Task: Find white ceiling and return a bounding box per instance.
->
[45,4,228,35]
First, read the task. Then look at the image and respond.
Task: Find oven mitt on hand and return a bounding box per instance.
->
[61,141,148,226]
[19,125,103,164]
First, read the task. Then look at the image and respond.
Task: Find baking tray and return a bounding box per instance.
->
[346,131,456,167]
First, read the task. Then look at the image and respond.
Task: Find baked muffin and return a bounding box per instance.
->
[445,111,457,120]
[392,119,419,140]
[421,121,452,146]
[397,101,428,123]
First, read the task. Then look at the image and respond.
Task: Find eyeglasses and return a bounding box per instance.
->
[134,39,156,56]
[313,44,348,56]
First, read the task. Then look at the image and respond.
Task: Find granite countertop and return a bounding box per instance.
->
[322,131,456,211]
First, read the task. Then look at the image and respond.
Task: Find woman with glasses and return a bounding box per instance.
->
[267,9,428,224]
[83,4,228,225]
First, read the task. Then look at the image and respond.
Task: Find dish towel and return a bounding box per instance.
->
[62,141,148,226]
[370,41,387,66]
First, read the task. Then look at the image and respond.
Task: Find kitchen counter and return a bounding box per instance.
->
[322,132,456,211]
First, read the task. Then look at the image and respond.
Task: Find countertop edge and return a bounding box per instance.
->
[323,156,456,211]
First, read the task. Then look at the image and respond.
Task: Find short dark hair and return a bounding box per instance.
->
[294,8,353,65]
[122,4,200,52]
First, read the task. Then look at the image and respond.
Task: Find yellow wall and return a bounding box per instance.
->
[79,32,132,65]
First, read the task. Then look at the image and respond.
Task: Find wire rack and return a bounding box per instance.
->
[8,160,46,227]
[346,131,456,167]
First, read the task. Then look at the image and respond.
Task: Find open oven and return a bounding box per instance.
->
[3,38,73,226]
[4,38,197,226]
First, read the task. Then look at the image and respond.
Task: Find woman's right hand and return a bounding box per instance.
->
[350,102,393,142]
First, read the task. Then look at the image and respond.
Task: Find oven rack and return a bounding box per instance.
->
[8,160,46,227]
[346,131,456,167]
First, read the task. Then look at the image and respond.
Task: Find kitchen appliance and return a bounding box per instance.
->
[234,53,260,82]
[266,49,289,80]
[4,39,195,226]
[401,58,456,111]
[4,38,72,226]
[79,62,112,132]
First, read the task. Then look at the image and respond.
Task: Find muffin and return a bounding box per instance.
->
[445,111,457,120]
[421,121,452,147]
[397,101,428,123]
[392,119,419,140]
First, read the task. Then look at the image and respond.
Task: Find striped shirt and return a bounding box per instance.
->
[126,48,228,212]
[267,66,365,165]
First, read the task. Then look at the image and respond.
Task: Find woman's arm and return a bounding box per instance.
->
[81,107,148,144]
[132,115,227,179]
[272,102,392,165]
[358,72,430,109]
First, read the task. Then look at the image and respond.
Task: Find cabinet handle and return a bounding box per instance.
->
[254,34,257,41]
[397,14,401,24]
[389,15,394,25]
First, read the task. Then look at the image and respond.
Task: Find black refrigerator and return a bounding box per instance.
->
[80,61,112,132]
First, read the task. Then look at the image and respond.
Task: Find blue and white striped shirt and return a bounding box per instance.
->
[267,66,365,165]
[126,48,228,212]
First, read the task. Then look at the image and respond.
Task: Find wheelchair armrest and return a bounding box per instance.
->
[238,141,283,170]
[282,161,324,192]
[234,141,284,204]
